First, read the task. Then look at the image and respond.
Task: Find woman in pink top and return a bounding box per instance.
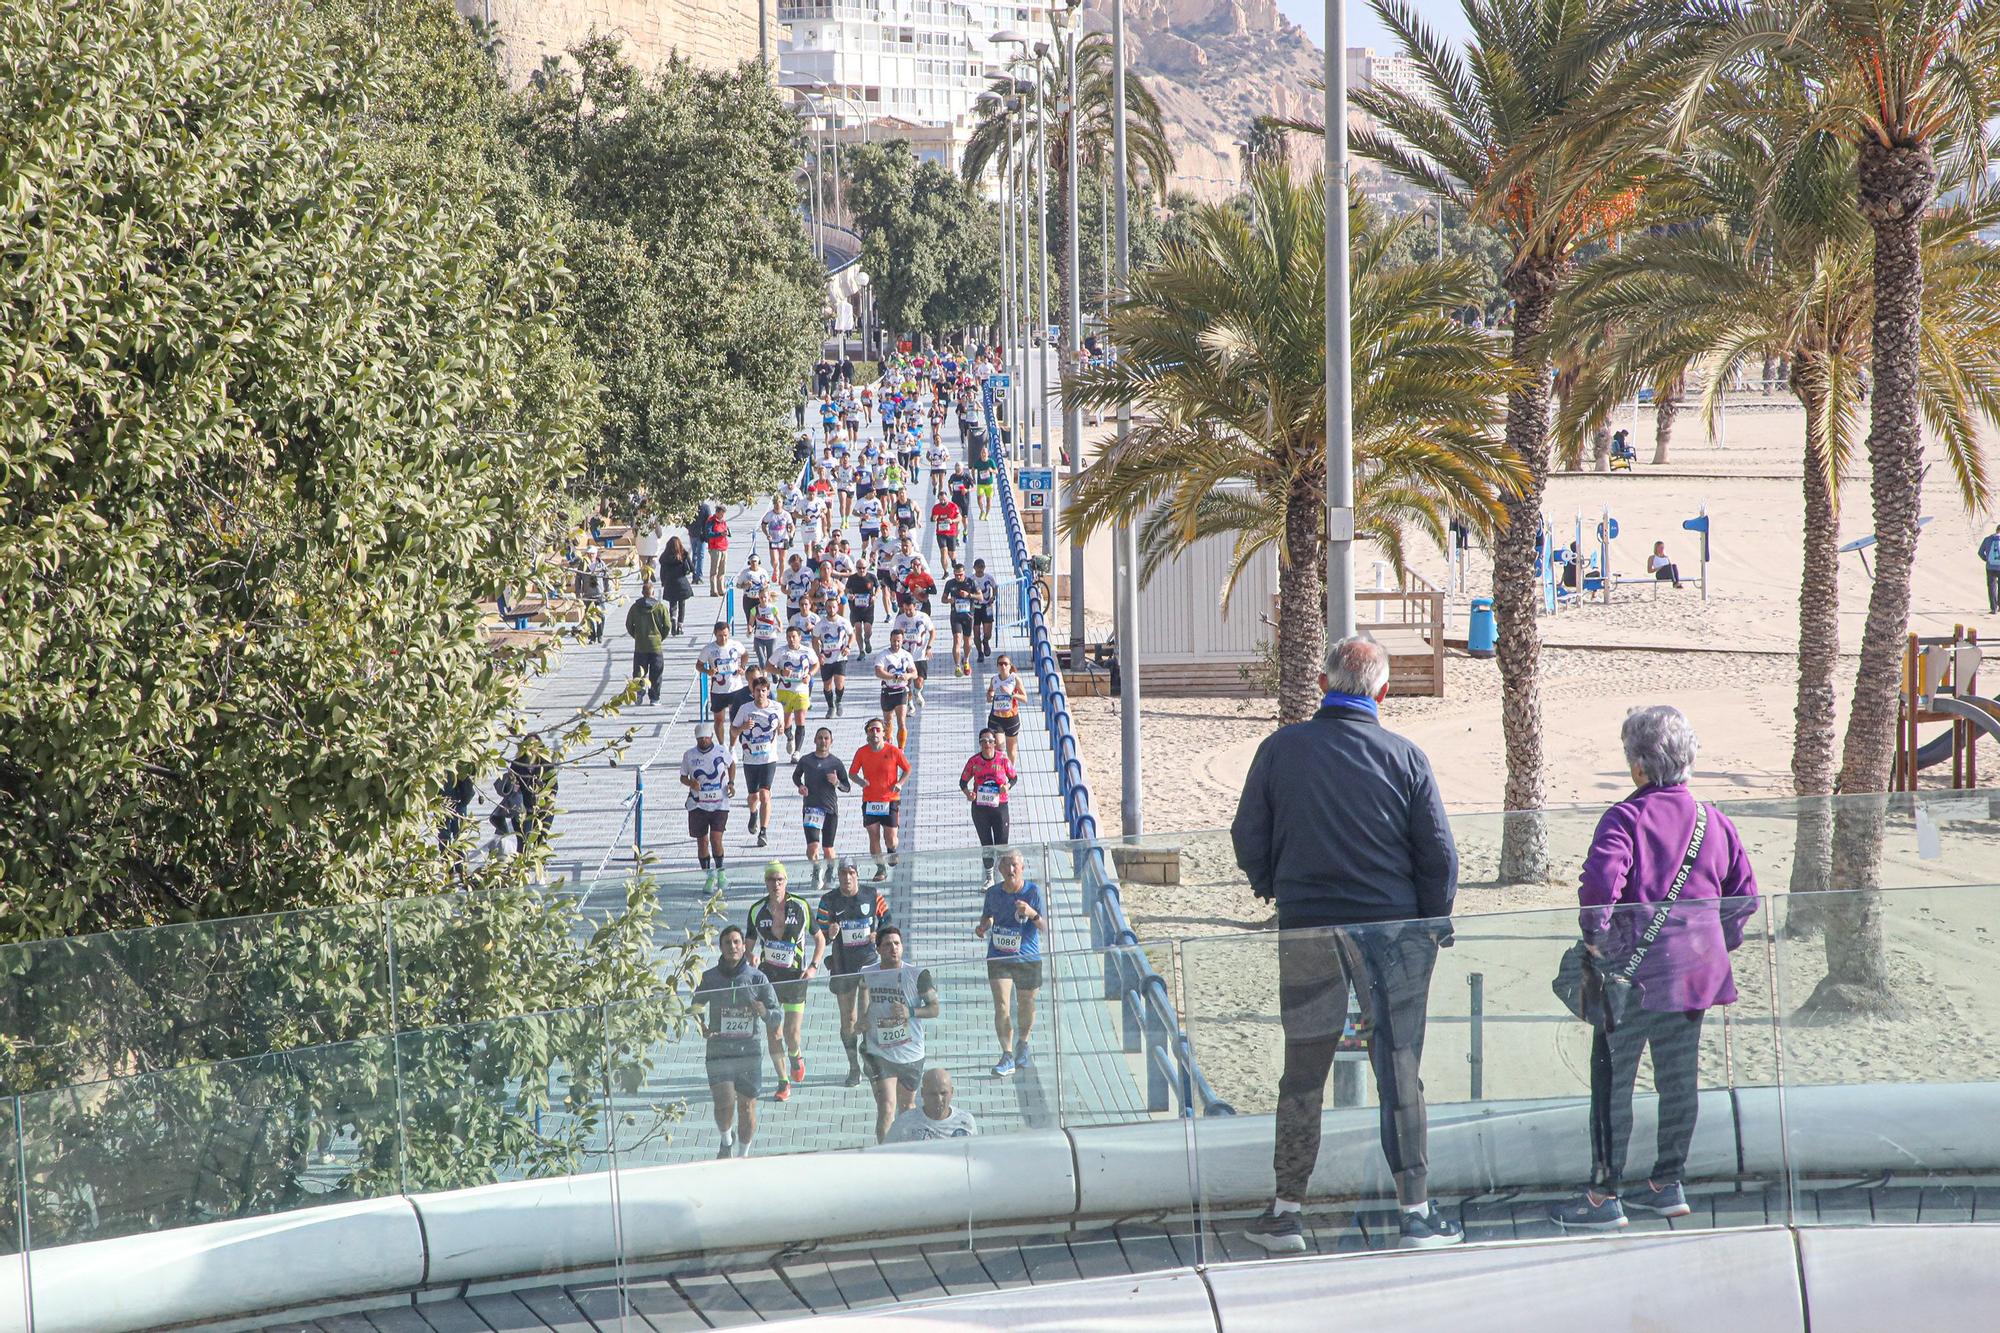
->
[959,729,1019,882]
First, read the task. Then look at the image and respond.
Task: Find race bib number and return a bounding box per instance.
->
[803,805,826,830]
[745,741,772,764]
[975,782,1003,807]
[841,919,875,945]
[863,799,892,817]
[699,779,724,801]
[762,939,800,968]
[873,1021,909,1047]
[953,599,971,614]
[989,927,1023,955]
[719,1011,756,1038]
[854,592,872,607]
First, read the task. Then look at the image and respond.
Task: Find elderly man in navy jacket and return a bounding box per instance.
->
[1231,635,1462,1254]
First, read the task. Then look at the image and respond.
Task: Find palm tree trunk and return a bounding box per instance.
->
[1786,370,1840,934]
[1652,383,1679,465]
[1805,140,1935,1020]
[1277,480,1328,725]
[1495,259,1561,883]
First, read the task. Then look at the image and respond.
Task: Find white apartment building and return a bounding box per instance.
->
[1345,46,1436,109]
[780,0,1055,145]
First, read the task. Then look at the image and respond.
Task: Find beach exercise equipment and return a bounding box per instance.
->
[1893,626,2000,790]
[1538,505,1711,612]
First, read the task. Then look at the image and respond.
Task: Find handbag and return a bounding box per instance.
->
[1552,802,1709,1032]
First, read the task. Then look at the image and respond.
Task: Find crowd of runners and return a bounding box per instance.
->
[671,349,1050,1154]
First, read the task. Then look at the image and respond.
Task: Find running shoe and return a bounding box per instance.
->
[756,831,768,847]
[1622,1180,1691,1218]
[1398,1201,1465,1248]
[715,1130,736,1160]
[790,1054,806,1083]
[773,1081,790,1102]
[1548,1193,1627,1232]
[748,810,761,835]
[1013,1042,1032,1069]
[1243,1206,1307,1255]
[872,866,888,883]
[992,1053,1016,1078]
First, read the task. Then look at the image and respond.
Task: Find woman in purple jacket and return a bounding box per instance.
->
[1550,705,1759,1232]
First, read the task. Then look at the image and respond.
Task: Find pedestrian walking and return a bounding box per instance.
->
[1231,636,1462,1253]
[1980,524,2000,614]
[575,547,610,644]
[659,537,695,637]
[1547,706,1758,1232]
[625,582,671,704]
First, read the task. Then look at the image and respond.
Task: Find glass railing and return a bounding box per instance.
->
[9,879,2000,1329]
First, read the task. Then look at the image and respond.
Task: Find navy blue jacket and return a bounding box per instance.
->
[1231,706,1458,929]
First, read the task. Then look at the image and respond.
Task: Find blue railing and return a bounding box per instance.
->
[993,461,1232,1117]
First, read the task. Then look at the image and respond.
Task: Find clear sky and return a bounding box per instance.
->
[1274,0,1474,53]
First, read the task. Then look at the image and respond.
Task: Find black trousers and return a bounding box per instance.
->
[970,802,1010,869]
[1987,568,2000,613]
[666,596,688,634]
[1274,924,1439,1206]
[632,650,664,703]
[1590,1006,1704,1191]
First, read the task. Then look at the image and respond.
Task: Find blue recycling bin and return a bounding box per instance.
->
[1467,597,1497,659]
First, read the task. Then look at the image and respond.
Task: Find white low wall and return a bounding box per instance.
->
[10,1084,2000,1333]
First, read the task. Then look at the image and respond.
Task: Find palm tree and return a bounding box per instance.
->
[1058,169,1524,723]
[961,32,1174,326]
[1551,102,2000,1011]
[1350,0,1655,881]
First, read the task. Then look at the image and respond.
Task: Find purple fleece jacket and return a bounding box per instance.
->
[1578,785,1760,1013]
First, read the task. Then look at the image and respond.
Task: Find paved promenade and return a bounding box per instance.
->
[503,409,1149,1164]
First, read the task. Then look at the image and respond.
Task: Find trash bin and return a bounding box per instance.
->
[1467,597,1497,659]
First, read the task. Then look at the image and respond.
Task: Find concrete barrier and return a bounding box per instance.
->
[1798,1225,2000,1333]
[772,1269,1220,1331]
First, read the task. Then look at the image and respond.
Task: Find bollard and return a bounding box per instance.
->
[726,586,736,631]
[1468,971,1485,1100]
[633,768,645,860]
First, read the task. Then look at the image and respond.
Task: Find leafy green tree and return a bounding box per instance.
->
[0,0,597,939]
[510,38,823,514]
[1061,170,1524,723]
[845,142,1001,346]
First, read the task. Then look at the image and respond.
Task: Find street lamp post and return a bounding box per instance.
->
[1323,0,1355,641]
[1111,0,1140,832]
[1054,0,1085,666]
[857,269,871,361]
[1034,43,1053,480]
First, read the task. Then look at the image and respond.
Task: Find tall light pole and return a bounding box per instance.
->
[1054,0,1086,665]
[1111,0,1141,833]
[1034,42,1054,479]
[1323,3,1355,641]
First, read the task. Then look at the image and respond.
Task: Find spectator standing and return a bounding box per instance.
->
[704,504,731,598]
[1231,637,1461,1253]
[688,501,712,585]
[659,538,695,637]
[637,520,666,585]
[1548,706,1758,1231]
[508,737,558,855]
[575,548,610,644]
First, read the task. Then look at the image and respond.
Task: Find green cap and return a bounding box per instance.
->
[764,860,787,879]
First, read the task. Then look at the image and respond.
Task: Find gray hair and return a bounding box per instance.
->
[1322,635,1389,698]
[1621,705,1699,786]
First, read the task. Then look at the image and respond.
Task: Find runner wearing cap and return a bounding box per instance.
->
[748,862,821,1103]
[681,723,736,888]
[694,926,780,1157]
[814,858,893,1087]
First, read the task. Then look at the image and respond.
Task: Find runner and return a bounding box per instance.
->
[970,559,1000,662]
[843,560,879,657]
[748,863,822,1103]
[785,593,820,648]
[734,553,770,638]
[973,450,997,519]
[948,463,975,528]
[749,594,783,667]
[814,857,893,1087]
[695,926,781,1157]
[974,850,1044,1078]
[873,628,919,753]
[855,487,885,559]
[931,491,963,568]
[891,488,920,540]
[730,675,784,848]
[903,552,937,614]
[858,924,940,1142]
[792,726,852,885]
[960,728,1019,879]
[813,603,854,717]
[762,496,794,568]
[698,621,752,744]
[986,652,1026,766]
[925,436,951,493]
[833,456,857,524]
[680,722,736,888]
[782,552,814,620]
[890,596,934,713]
[942,562,977,676]
[850,716,911,881]
[774,625,820,758]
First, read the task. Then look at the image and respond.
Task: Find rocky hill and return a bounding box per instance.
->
[1081,0,1327,199]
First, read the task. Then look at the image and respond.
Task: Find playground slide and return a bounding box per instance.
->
[1917,695,2000,766]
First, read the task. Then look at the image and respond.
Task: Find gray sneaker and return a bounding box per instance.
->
[1549,1192,1628,1231]
[1622,1180,1691,1218]
[1398,1201,1465,1248]
[1243,1206,1307,1255]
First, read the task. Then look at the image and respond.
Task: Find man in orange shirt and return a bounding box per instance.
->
[850,718,912,883]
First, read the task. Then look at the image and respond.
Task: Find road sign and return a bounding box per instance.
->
[990,373,1011,388]
[1019,468,1054,493]
[1024,490,1048,511]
